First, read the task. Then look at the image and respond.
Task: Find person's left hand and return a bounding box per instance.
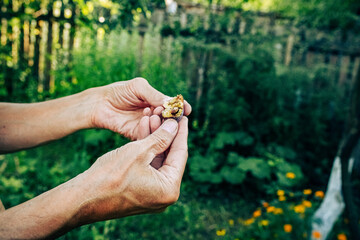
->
[89,77,191,140]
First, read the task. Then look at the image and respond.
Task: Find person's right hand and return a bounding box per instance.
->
[71,117,188,225]
[89,78,191,140]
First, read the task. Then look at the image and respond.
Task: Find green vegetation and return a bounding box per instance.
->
[1,0,360,239]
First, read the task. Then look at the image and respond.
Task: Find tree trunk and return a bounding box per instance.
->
[66,0,76,83]
[44,17,53,94]
[311,156,355,240]
[5,15,13,98]
[33,20,41,86]
[311,55,360,240]
[59,0,65,48]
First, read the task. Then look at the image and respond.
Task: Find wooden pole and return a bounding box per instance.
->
[339,55,350,86]
[67,0,76,83]
[33,20,41,86]
[284,34,294,66]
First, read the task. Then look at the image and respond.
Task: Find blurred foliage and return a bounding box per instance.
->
[1,0,358,239]
[1,28,350,238]
[270,0,360,32]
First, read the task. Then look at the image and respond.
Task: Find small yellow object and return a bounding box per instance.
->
[277,189,285,196]
[284,224,292,233]
[162,95,184,121]
[274,208,283,215]
[302,200,312,208]
[337,233,347,240]
[253,209,262,218]
[216,229,226,236]
[244,218,255,225]
[286,172,296,179]
[266,206,275,213]
[312,231,322,239]
[228,219,234,226]
[260,220,269,226]
[303,189,312,195]
[315,190,325,198]
[294,204,305,213]
[279,195,286,201]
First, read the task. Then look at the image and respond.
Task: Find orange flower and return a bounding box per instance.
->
[267,206,275,213]
[302,200,312,208]
[216,229,226,236]
[337,233,347,240]
[279,196,286,201]
[303,189,312,195]
[260,220,269,226]
[274,208,283,215]
[284,224,292,233]
[262,202,269,208]
[294,204,305,213]
[286,172,296,179]
[277,190,285,196]
[253,209,262,218]
[312,231,322,239]
[244,218,255,225]
[315,190,325,198]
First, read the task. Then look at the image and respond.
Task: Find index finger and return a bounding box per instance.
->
[159,117,188,178]
[184,100,192,116]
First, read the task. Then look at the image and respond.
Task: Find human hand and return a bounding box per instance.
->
[89,77,191,140]
[72,117,188,224]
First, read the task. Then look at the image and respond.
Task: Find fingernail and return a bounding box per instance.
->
[161,119,178,133]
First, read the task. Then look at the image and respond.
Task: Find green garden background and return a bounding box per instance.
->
[1,0,360,239]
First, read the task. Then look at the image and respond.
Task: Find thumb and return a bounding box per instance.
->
[142,119,178,157]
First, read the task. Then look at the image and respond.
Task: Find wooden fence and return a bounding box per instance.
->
[1,1,360,99]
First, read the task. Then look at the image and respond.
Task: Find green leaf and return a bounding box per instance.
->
[275,161,303,187]
[221,166,246,184]
[189,154,222,183]
[212,131,254,150]
[238,158,271,179]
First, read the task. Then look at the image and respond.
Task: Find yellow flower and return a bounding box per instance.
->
[274,208,283,215]
[302,200,312,208]
[312,231,322,239]
[284,224,292,233]
[244,218,255,225]
[216,229,226,236]
[337,233,347,240]
[279,196,286,201]
[253,209,262,218]
[303,189,312,195]
[294,204,305,213]
[267,206,275,213]
[262,202,269,208]
[286,172,296,179]
[228,219,234,226]
[277,189,285,196]
[260,220,269,226]
[315,190,325,198]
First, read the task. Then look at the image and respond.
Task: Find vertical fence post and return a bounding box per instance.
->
[339,55,350,86]
[285,34,294,66]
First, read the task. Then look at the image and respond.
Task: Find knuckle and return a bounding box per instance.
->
[133,77,148,86]
[150,133,169,152]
